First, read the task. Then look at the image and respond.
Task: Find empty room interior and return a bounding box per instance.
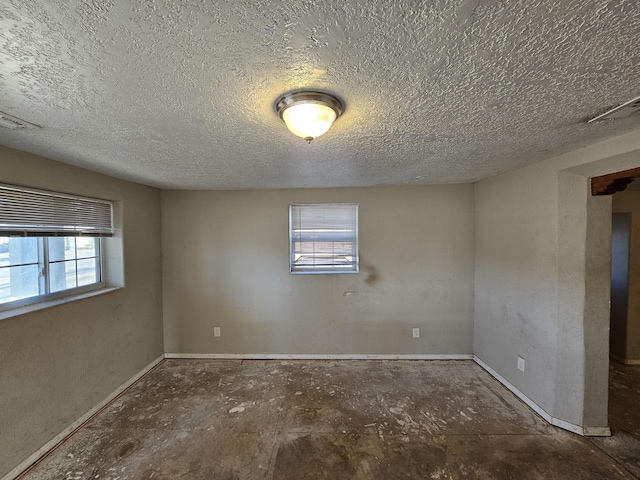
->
[1,1,640,479]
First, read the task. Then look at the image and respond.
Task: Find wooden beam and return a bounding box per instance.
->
[591,167,640,196]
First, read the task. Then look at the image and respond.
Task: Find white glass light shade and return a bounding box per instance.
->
[281,103,337,141]
[276,91,343,143]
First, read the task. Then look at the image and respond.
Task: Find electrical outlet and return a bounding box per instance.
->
[412,328,420,338]
[214,327,221,337]
[517,356,525,372]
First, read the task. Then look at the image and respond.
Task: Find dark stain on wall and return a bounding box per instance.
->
[363,264,380,286]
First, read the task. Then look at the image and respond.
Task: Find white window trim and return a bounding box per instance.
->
[0,286,120,321]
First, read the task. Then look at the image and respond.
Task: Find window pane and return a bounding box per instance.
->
[0,236,103,307]
[77,258,98,286]
[48,237,76,262]
[0,237,39,267]
[76,237,97,259]
[50,260,77,293]
[0,238,8,267]
[0,264,39,303]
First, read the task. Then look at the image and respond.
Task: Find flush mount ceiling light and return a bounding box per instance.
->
[275,91,343,143]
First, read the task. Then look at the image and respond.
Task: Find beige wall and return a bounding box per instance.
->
[162,185,474,355]
[474,163,559,414]
[0,146,163,477]
[612,190,640,361]
[475,129,640,430]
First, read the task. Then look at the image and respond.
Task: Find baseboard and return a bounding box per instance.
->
[3,355,165,480]
[473,355,611,437]
[164,353,475,360]
[582,426,613,436]
[610,353,640,365]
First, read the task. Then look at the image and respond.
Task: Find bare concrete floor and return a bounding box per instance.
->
[18,360,638,479]
[588,361,640,478]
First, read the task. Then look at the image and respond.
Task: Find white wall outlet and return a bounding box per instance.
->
[517,356,525,372]
[412,328,420,338]
[214,327,221,337]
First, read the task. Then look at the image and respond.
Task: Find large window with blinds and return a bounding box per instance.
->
[289,203,359,274]
[0,184,113,310]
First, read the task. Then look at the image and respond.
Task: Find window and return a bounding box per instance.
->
[289,203,359,274]
[0,184,113,310]
[0,237,102,305]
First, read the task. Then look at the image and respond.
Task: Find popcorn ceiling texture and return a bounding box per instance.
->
[0,0,639,189]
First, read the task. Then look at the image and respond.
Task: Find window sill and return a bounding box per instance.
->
[290,270,360,275]
[0,286,122,321]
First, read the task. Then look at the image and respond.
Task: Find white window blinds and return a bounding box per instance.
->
[0,184,114,237]
[289,203,359,274]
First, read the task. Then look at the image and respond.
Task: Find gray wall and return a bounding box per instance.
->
[162,185,474,355]
[612,191,640,361]
[610,213,631,360]
[474,130,640,429]
[0,146,164,477]
[474,163,559,414]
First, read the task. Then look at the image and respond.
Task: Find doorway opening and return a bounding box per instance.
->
[610,212,631,365]
[592,177,640,476]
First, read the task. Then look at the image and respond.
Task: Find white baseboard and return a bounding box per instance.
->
[2,355,165,480]
[473,355,611,437]
[610,353,640,365]
[164,353,475,360]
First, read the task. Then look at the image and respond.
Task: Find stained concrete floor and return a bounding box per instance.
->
[18,360,639,479]
[588,361,640,478]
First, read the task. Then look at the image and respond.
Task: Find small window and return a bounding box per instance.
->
[0,184,112,310]
[289,203,359,274]
[0,236,102,306]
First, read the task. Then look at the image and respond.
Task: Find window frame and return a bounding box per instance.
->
[0,236,105,313]
[289,203,359,275]
[0,183,115,314]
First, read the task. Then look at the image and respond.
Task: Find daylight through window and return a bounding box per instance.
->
[0,237,102,305]
[0,184,113,309]
[289,203,359,274]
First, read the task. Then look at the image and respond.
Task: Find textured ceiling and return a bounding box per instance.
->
[0,0,639,190]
